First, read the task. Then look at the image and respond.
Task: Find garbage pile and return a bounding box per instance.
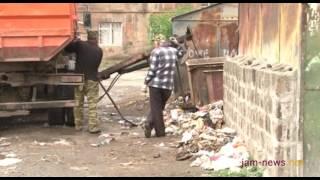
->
[164,100,224,136]
[164,100,249,171]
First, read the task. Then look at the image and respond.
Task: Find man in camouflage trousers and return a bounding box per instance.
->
[65,31,103,134]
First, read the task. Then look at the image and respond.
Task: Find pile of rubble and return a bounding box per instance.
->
[164,100,249,171]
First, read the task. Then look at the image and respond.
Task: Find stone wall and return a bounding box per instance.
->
[223,56,303,176]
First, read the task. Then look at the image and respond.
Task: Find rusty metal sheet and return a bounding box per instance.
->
[173,3,238,59]
[172,3,238,97]
[219,22,238,56]
[239,3,302,68]
[186,57,225,106]
[261,3,280,63]
[238,3,249,55]
[280,3,302,68]
[190,23,219,58]
[247,3,262,57]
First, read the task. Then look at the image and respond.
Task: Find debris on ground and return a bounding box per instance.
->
[0,137,8,142]
[90,133,115,147]
[153,153,161,158]
[0,158,22,167]
[70,166,89,171]
[0,152,22,167]
[32,138,72,146]
[40,154,62,164]
[0,137,11,147]
[154,142,166,148]
[131,132,139,136]
[120,132,130,136]
[133,141,147,146]
[53,139,72,146]
[2,166,17,176]
[33,141,47,146]
[120,161,133,166]
[164,100,250,172]
[0,142,11,147]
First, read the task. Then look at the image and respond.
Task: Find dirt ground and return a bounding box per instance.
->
[0,69,205,177]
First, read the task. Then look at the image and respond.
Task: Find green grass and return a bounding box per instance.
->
[209,166,264,177]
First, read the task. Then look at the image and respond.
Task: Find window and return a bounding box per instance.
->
[99,22,122,46]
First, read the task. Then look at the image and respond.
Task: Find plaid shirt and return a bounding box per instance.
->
[145,46,181,90]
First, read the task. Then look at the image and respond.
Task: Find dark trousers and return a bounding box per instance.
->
[147,86,172,136]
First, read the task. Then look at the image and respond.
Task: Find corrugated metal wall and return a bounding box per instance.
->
[238,3,302,68]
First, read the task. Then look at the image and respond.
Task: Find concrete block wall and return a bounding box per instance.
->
[223,56,302,176]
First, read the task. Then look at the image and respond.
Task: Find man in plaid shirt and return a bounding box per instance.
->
[144,34,184,138]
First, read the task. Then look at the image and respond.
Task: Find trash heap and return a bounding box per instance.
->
[164,100,250,171]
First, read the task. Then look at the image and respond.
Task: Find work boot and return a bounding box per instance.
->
[75,126,83,131]
[75,122,83,131]
[156,132,166,138]
[144,124,152,138]
[89,127,101,134]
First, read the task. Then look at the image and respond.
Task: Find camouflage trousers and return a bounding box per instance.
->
[74,80,100,131]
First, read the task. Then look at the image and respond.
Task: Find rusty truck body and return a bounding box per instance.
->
[0,3,83,125]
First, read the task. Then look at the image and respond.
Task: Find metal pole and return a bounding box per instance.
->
[98,80,137,127]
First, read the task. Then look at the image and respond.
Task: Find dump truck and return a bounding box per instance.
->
[0,3,194,127]
[0,3,82,125]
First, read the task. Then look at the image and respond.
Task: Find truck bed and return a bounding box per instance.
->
[0,3,76,62]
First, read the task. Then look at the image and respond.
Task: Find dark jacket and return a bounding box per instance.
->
[65,40,103,81]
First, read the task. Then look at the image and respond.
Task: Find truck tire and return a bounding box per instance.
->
[64,107,75,127]
[50,85,75,126]
[48,108,65,126]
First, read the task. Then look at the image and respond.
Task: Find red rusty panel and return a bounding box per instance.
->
[261,3,280,63]
[247,3,262,58]
[172,4,238,98]
[220,23,238,56]
[186,57,224,106]
[190,23,219,58]
[280,3,302,68]
[238,3,249,55]
[173,4,238,59]
[205,70,223,103]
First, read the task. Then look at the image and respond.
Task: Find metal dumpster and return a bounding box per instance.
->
[185,57,224,106]
[171,3,238,97]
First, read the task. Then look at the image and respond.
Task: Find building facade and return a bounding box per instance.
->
[76,3,203,61]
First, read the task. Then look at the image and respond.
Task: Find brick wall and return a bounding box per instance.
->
[223,56,303,176]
